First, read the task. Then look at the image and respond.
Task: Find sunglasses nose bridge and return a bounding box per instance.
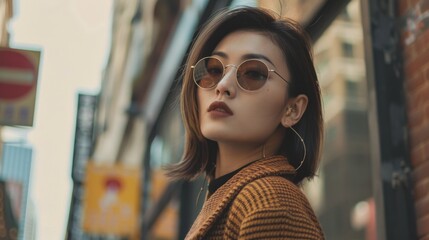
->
[224,64,238,69]
[219,65,237,82]
[212,64,237,94]
[224,63,240,78]
[219,63,237,79]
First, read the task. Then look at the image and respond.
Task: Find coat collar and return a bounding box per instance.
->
[185,155,296,240]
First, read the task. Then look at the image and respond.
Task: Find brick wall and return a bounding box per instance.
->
[399,0,429,239]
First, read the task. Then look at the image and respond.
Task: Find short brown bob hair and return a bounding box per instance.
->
[167,7,323,184]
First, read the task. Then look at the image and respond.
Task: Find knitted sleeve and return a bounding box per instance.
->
[230,176,324,240]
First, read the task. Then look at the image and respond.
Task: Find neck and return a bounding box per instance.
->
[213,126,286,179]
[214,143,264,179]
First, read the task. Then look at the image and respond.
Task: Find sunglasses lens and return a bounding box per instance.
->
[193,57,223,88]
[237,60,269,91]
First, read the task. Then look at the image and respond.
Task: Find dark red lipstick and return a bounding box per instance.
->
[207,101,233,116]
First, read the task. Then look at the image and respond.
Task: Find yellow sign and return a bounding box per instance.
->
[82,162,140,236]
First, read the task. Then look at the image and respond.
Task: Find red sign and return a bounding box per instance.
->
[0,48,38,100]
[0,47,40,126]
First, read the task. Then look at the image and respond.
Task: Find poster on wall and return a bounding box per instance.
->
[82,162,140,237]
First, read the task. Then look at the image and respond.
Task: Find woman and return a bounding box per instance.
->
[167,6,324,240]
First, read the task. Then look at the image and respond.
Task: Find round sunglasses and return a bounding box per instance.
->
[191,57,289,92]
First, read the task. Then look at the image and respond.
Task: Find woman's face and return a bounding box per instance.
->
[197,30,291,146]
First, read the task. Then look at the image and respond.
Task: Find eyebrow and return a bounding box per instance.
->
[211,51,276,66]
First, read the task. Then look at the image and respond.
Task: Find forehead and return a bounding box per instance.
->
[213,30,285,65]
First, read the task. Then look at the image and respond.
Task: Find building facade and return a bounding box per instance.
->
[0,1,37,239]
[0,0,13,46]
[400,0,429,238]
[311,1,373,239]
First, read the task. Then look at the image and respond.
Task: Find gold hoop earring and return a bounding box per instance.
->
[195,177,206,207]
[287,125,306,171]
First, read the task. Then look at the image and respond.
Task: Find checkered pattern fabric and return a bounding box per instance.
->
[185,156,324,240]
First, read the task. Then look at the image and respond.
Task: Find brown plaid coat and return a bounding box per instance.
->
[185,156,325,240]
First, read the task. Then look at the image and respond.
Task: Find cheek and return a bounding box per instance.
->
[239,92,286,132]
[197,90,209,121]
[250,89,286,118]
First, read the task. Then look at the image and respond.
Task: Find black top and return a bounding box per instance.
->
[208,160,260,195]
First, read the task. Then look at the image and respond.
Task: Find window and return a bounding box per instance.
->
[342,42,354,58]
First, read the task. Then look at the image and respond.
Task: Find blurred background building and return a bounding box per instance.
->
[310,1,373,239]
[1,0,428,239]
[0,0,37,239]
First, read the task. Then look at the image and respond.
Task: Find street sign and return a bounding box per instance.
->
[71,93,97,183]
[0,47,40,126]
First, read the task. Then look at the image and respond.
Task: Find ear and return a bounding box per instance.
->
[281,94,308,127]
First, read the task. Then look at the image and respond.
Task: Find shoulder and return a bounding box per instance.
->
[228,176,324,239]
[229,176,319,224]
[234,176,308,209]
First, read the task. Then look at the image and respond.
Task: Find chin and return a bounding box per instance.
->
[201,131,225,142]
[201,127,230,141]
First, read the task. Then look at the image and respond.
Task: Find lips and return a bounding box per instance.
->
[207,101,233,115]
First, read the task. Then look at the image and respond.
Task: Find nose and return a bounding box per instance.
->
[215,65,236,97]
